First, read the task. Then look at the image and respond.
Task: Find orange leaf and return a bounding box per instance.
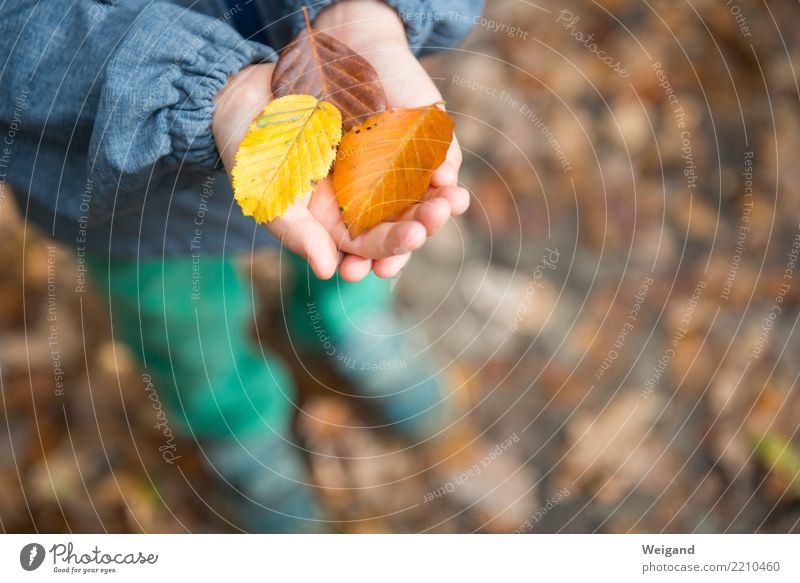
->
[332,105,454,236]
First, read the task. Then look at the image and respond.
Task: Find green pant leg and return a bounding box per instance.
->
[85,254,295,440]
[284,250,454,438]
[284,250,393,348]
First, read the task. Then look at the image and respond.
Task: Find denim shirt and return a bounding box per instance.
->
[0,0,482,258]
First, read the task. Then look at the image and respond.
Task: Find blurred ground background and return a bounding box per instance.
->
[2,0,800,533]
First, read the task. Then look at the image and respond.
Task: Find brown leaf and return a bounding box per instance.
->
[271,8,387,131]
[332,105,454,237]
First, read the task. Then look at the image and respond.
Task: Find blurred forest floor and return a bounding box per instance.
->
[2,0,800,532]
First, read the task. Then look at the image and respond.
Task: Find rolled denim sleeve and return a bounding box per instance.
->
[266,0,484,53]
[0,0,274,222]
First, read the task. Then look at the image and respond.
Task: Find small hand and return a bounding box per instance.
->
[313,1,470,280]
[212,63,338,278]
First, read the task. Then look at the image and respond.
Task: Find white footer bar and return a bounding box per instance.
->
[1,534,796,582]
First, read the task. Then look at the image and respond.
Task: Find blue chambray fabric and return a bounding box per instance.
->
[0,0,483,257]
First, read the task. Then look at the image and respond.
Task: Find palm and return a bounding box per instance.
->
[268,175,444,279]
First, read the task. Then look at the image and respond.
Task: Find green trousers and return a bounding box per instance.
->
[86,253,392,440]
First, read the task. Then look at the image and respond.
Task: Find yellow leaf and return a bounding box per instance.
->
[232,94,342,223]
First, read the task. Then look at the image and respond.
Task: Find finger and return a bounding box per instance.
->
[431,136,463,188]
[373,253,411,279]
[338,254,373,282]
[307,177,443,259]
[400,196,451,236]
[435,185,470,216]
[269,204,338,280]
[341,220,427,259]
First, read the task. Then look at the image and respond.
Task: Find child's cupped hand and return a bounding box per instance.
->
[213,1,468,281]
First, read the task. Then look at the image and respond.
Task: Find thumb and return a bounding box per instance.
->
[268,205,339,280]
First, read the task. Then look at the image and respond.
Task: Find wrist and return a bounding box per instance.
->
[313,1,408,52]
